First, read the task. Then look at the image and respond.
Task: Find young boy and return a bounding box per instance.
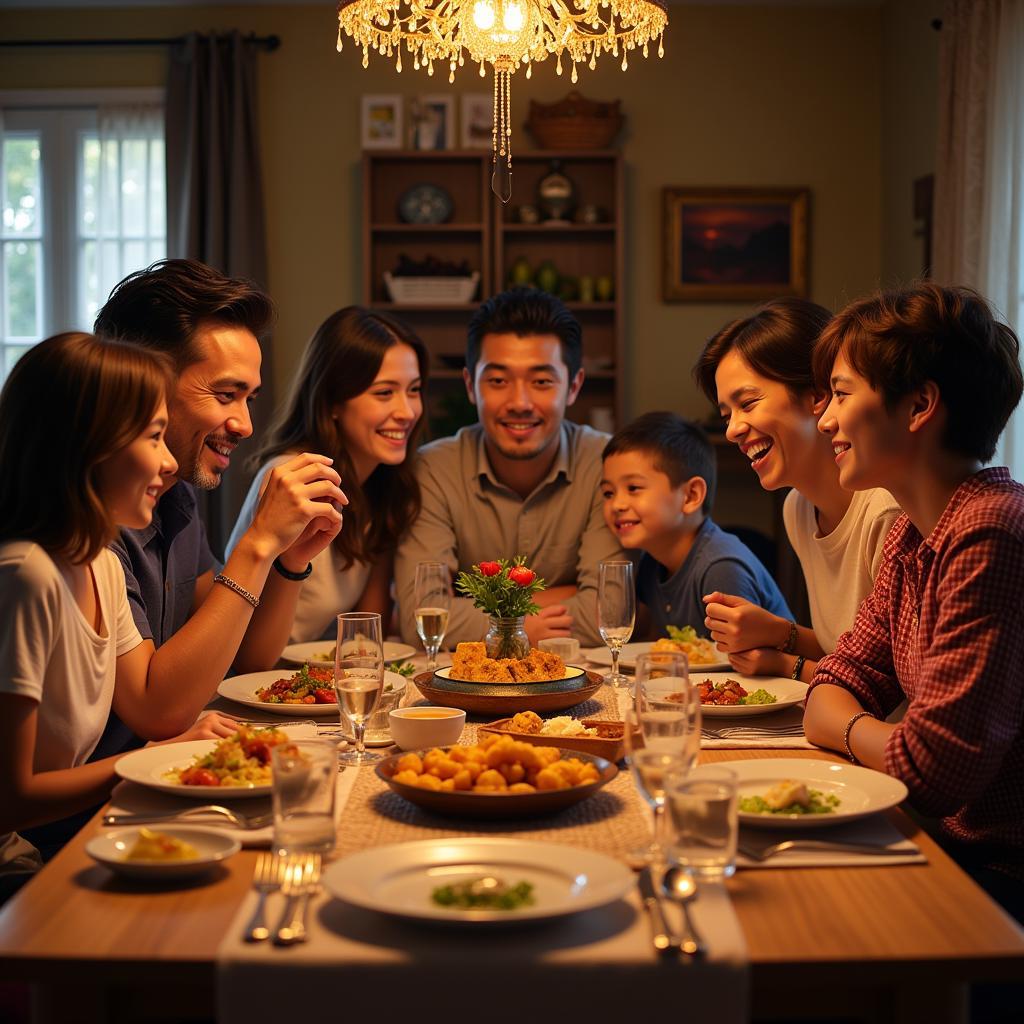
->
[600,412,791,641]
[805,282,1024,916]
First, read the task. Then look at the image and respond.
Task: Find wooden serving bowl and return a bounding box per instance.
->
[477,718,636,762]
[412,670,603,715]
[375,747,617,819]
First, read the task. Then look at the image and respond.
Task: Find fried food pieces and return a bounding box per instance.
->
[390,734,601,794]
[450,642,565,683]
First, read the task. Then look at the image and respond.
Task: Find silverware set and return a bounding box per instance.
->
[701,723,805,740]
[244,852,322,945]
[102,805,274,830]
[637,864,705,961]
[737,836,919,862]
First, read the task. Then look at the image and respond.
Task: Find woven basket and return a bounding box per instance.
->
[525,91,623,150]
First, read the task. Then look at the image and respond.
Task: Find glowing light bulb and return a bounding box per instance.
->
[473,1,496,30]
[503,2,524,31]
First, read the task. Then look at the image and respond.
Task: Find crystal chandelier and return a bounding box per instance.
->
[336,0,668,201]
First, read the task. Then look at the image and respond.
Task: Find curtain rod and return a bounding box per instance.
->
[0,34,281,51]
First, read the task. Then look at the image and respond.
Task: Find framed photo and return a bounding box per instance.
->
[460,92,492,149]
[662,187,810,302]
[411,94,455,151]
[360,94,402,150]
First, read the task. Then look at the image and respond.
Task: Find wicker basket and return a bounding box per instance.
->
[384,271,480,305]
[525,91,623,150]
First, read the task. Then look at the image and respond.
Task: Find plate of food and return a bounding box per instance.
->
[113,724,315,798]
[586,627,731,672]
[280,640,417,667]
[323,837,633,925]
[722,758,909,830]
[656,672,807,718]
[217,668,407,719]
[85,826,241,879]
[478,711,637,762]
[375,737,617,818]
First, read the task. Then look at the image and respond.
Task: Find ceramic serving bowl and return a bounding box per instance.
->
[388,707,466,750]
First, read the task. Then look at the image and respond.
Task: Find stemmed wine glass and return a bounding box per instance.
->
[597,559,635,688]
[623,651,701,864]
[414,561,452,671]
[334,611,385,766]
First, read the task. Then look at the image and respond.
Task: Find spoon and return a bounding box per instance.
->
[662,866,706,958]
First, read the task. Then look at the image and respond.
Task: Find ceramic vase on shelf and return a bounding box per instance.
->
[484,616,530,660]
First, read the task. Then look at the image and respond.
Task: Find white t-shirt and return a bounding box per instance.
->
[227,458,372,643]
[783,487,902,653]
[0,542,143,872]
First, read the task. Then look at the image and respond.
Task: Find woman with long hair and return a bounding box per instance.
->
[692,298,901,682]
[229,306,427,666]
[0,333,237,894]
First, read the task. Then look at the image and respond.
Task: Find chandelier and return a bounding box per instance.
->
[337,0,668,200]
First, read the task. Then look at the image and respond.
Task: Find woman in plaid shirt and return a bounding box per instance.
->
[804,282,1024,919]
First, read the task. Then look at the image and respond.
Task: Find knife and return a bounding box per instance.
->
[638,864,676,956]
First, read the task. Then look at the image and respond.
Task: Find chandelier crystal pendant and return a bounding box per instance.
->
[337,0,668,201]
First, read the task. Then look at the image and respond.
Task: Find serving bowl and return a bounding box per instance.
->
[388,707,466,750]
[477,717,636,762]
[413,670,602,715]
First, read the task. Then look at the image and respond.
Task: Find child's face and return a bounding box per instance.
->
[600,449,691,550]
[818,350,909,491]
[714,349,822,492]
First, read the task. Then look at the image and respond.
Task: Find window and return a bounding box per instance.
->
[0,92,166,383]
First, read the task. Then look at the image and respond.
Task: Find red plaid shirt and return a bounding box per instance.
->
[811,468,1024,869]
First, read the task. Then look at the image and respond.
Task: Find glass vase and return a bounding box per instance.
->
[484,615,530,660]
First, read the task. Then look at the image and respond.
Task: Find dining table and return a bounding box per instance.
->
[0,654,1022,1024]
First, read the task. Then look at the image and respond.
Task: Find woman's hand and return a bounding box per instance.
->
[703,592,789,653]
[151,712,242,745]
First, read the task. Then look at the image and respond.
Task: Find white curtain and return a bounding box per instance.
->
[933,0,1024,475]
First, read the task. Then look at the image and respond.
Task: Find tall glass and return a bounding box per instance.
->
[597,559,635,688]
[413,561,451,671]
[334,612,385,766]
[623,652,700,864]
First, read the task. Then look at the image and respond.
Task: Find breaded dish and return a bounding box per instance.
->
[449,642,566,683]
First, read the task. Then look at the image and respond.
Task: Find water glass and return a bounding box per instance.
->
[537,636,581,665]
[597,559,635,687]
[414,561,452,671]
[666,765,738,879]
[335,611,385,766]
[271,738,337,857]
[634,652,701,771]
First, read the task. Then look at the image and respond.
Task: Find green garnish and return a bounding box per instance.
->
[739,789,840,815]
[666,625,699,644]
[392,660,416,678]
[740,688,778,706]
[431,878,535,911]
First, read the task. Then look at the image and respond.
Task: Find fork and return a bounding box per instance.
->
[102,805,274,830]
[244,853,285,942]
[738,838,920,861]
[273,854,322,946]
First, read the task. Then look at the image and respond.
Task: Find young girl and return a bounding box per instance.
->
[0,333,237,890]
[692,298,901,682]
[229,307,427,667]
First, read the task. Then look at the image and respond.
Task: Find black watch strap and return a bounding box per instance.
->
[272,556,313,581]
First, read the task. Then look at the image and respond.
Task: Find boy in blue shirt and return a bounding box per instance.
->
[601,412,791,640]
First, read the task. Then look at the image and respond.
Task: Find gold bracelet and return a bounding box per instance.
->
[843,710,874,764]
[213,572,260,609]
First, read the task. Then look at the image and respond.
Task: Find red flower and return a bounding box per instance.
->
[479,561,502,577]
[508,566,536,587]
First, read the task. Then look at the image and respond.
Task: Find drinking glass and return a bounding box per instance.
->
[334,612,385,766]
[597,559,635,687]
[413,561,452,671]
[666,766,738,879]
[271,738,337,856]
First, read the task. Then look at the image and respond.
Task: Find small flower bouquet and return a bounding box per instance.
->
[455,557,546,659]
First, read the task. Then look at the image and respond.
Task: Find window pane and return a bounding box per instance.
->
[100,138,120,235]
[4,344,33,376]
[80,135,100,237]
[149,138,166,237]
[3,240,40,338]
[123,239,147,275]
[2,135,41,237]
[120,138,146,237]
[80,240,98,329]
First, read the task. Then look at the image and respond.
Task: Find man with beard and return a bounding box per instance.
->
[90,259,347,756]
[395,288,623,647]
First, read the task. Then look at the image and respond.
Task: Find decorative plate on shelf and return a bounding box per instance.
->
[398,183,454,224]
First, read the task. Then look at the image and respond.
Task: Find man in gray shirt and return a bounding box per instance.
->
[395,288,623,647]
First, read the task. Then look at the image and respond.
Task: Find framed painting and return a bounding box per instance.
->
[411,94,455,150]
[361,94,403,150]
[662,187,810,302]
[460,92,492,149]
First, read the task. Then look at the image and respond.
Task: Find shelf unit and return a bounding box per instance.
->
[362,149,624,436]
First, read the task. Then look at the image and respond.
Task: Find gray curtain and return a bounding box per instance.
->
[165,30,272,558]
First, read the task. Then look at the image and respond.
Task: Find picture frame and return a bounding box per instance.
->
[411,94,455,151]
[460,92,492,149]
[662,187,810,302]
[360,94,403,150]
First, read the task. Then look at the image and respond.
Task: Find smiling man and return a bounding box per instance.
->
[91,259,347,756]
[395,287,623,647]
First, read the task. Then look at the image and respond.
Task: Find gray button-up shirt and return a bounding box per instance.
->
[395,421,624,647]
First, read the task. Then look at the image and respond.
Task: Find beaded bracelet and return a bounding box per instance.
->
[213,572,260,609]
[778,620,798,654]
[843,710,874,764]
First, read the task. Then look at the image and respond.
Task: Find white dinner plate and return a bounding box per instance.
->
[323,837,634,925]
[684,671,807,718]
[585,641,731,672]
[113,723,316,799]
[217,669,407,719]
[85,826,241,879]
[281,640,417,667]
[722,757,909,830]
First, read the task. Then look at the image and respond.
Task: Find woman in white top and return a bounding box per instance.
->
[692,299,902,682]
[228,307,427,665]
[0,333,237,888]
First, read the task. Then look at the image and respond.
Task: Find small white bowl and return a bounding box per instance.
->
[86,826,241,879]
[388,707,466,750]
